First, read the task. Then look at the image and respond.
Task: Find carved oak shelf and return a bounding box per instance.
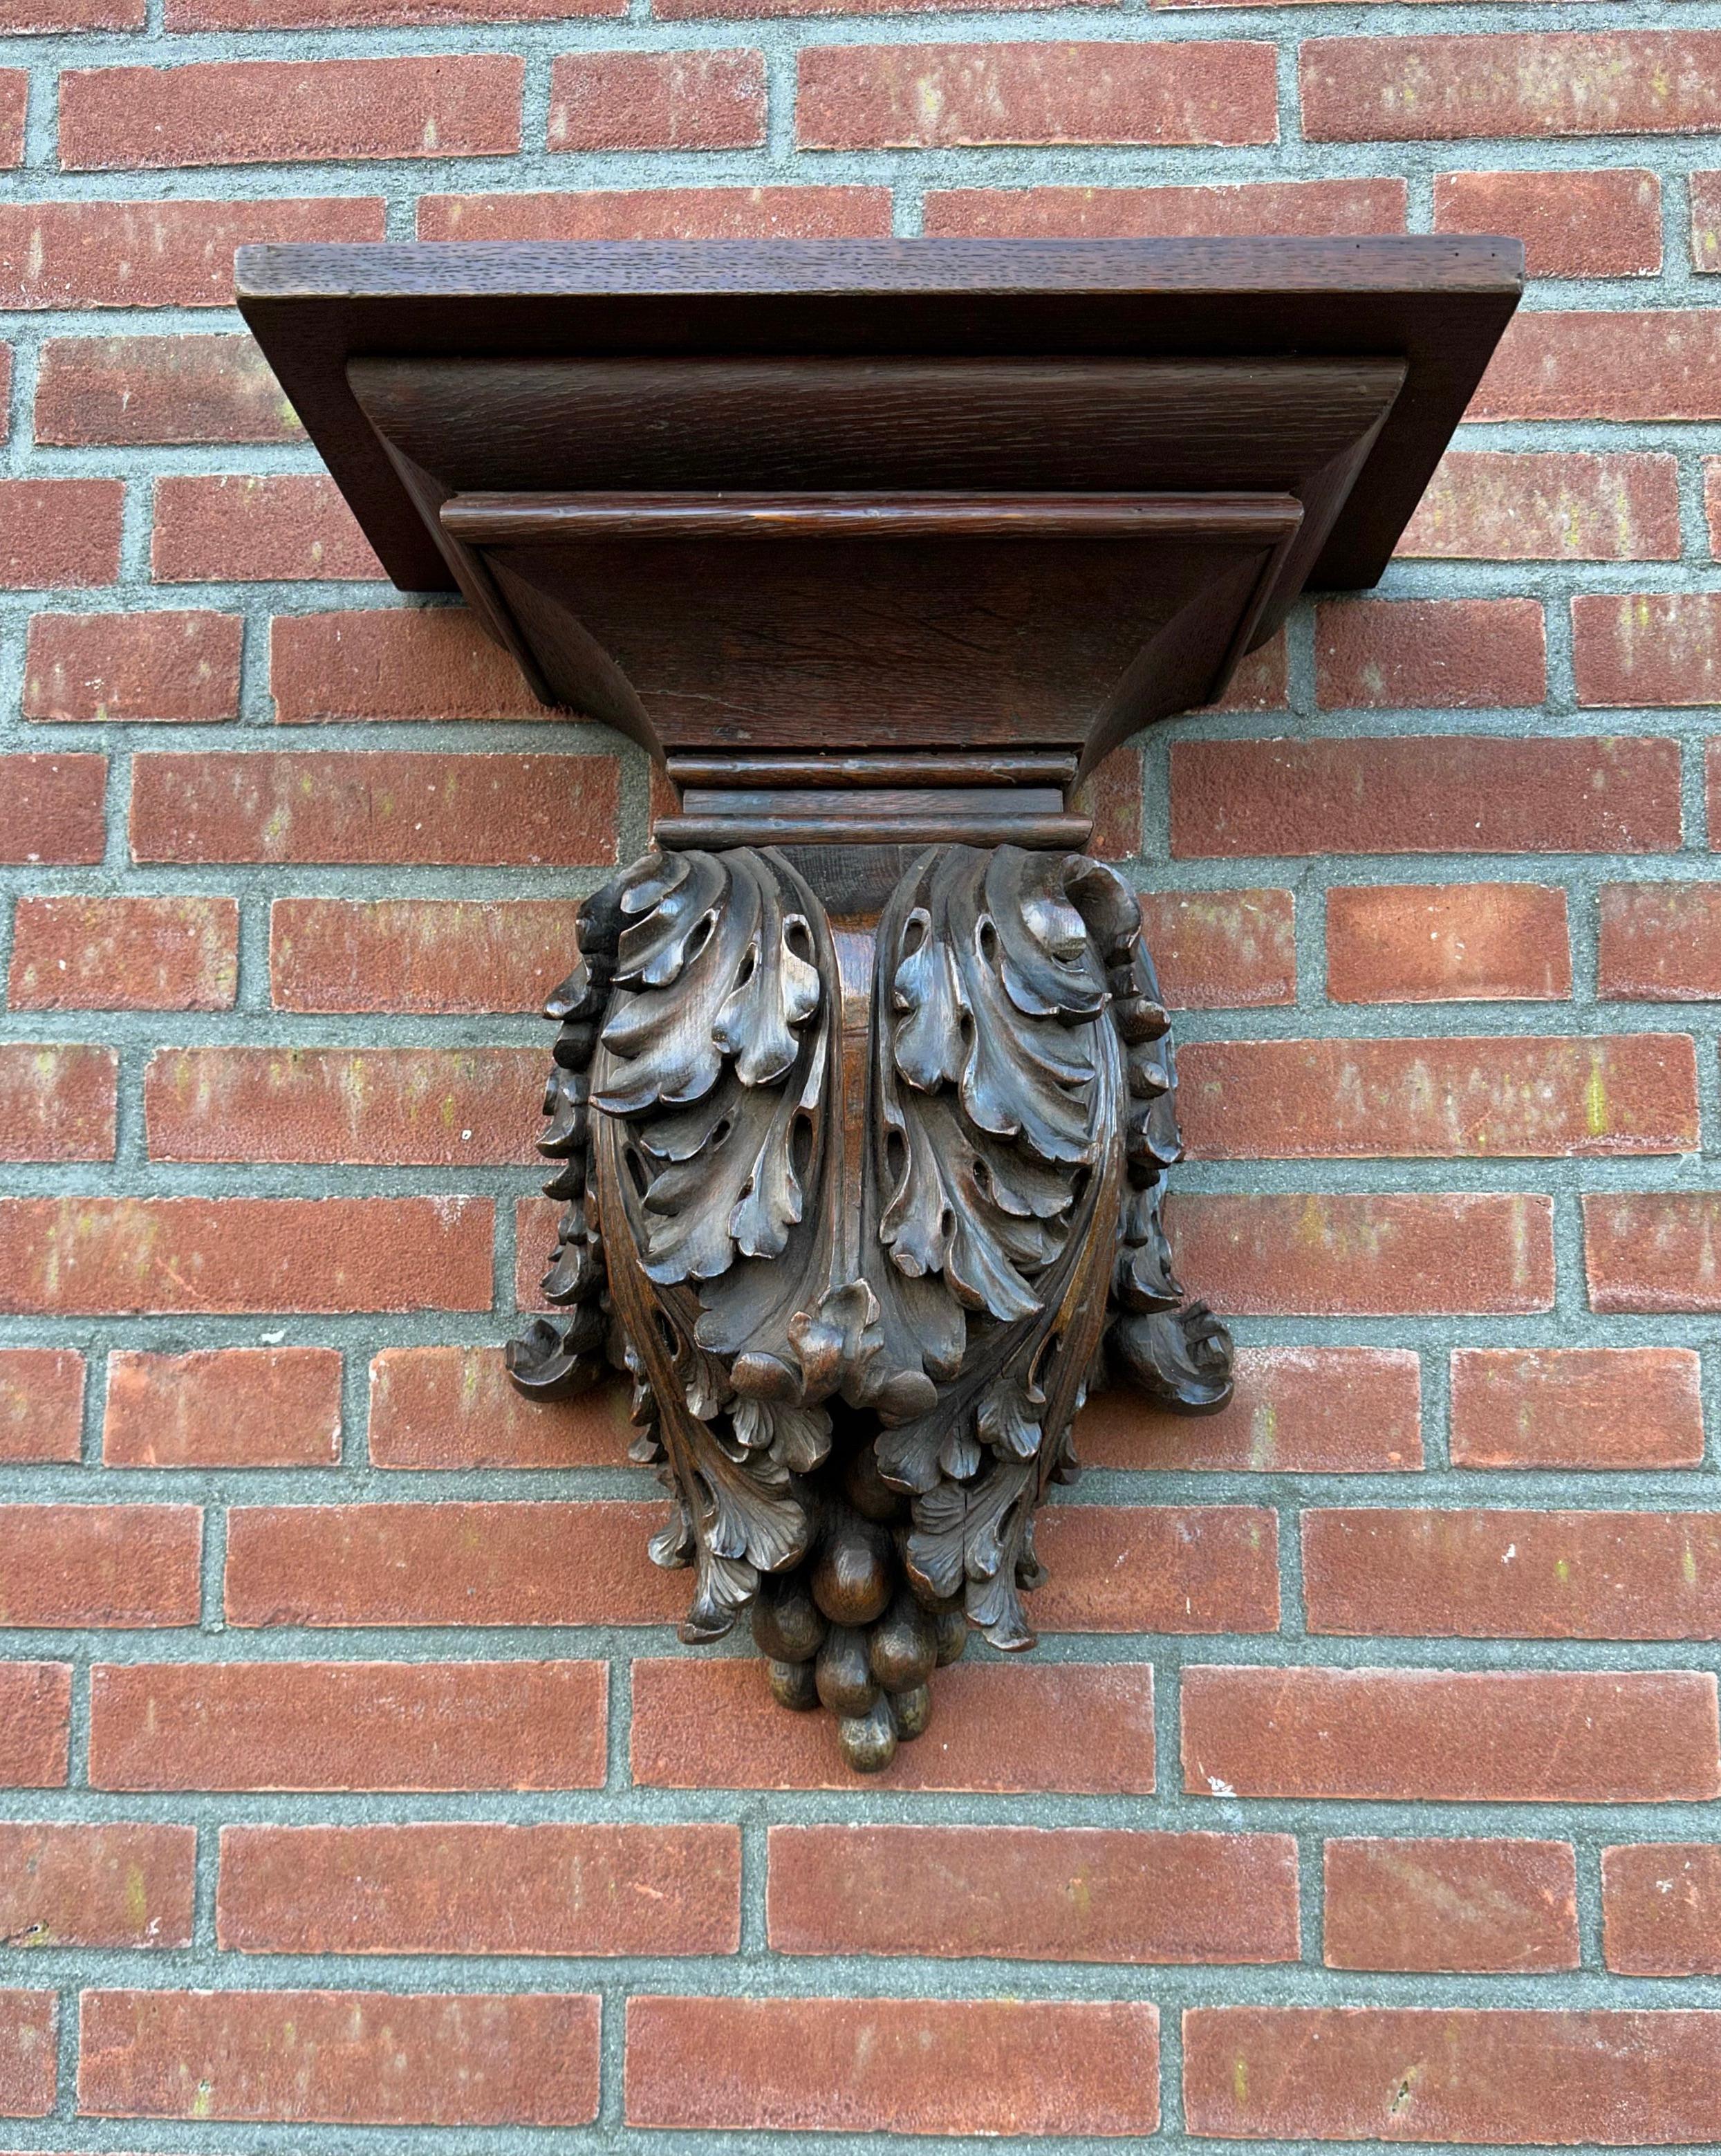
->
[241,239,1521,1772]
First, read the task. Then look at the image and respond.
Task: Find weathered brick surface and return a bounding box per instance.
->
[0,1664,72,1788]
[59,58,525,169]
[1182,1666,1720,1803]
[0,1196,493,1313]
[0,1346,84,1465]
[1179,1035,1697,1159]
[633,1659,1155,1794]
[1184,2007,1721,2144]
[6,1,1721,2138]
[1323,1838,1579,1974]
[218,1823,740,1955]
[1171,736,1681,857]
[91,1660,606,1790]
[0,1822,195,1950]
[0,1041,117,1161]
[1432,169,1662,280]
[1327,883,1571,1003]
[1397,452,1678,561]
[1076,1346,1422,1474]
[104,1346,342,1468]
[154,474,382,582]
[79,1988,599,2125]
[0,1503,201,1626]
[1603,1845,1721,1978]
[1451,1346,1704,1471]
[625,1996,1160,2136]
[131,750,620,864]
[768,1826,1299,1964]
[25,609,242,723]
[145,1046,543,1165]
[797,41,1277,148]
[10,895,238,1010]
[223,1500,685,1627]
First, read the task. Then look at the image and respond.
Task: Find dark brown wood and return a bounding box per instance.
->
[236,238,1521,597]
[508,842,1230,1772]
[239,238,1524,1776]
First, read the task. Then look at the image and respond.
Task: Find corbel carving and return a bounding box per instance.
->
[239,237,1521,1770]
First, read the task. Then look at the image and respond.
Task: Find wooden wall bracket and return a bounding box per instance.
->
[241,239,1522,1772]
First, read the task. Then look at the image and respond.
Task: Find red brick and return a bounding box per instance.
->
[633,1658,1155,1794]
[1694,176,1721,275]
[0,1993,53,2119]
[0,1504,199,1627]
[1328,883,1572,1003]
[1184,2006,1721,2144]
[131,750,619,866]
[26,610,241,723]
[1030,1505,1278,1633]
[0,1348,83,1465]
[769,1825,1297,1964]
[0,479,122,588]
[926,176,1404,238]
[0,1196,492,1315]
[154,474,382,582]
[550,50,763,150]
[1451,1347,1704,1471]
[271,608,544,723]
[1586,1194,1721,1314]
[1307,1509,1721,1641]
[0,754,105,864]
[170,0,619,19]
[10,895,237,1012]
[369,1348,631,1469]
[2,0,140,23]
[1076,745,1140,860]
[271,896,576,1013]
[1433,168,1662,277]
[1207,630,1289,712]
[59,57,523,170]
[1179,1034,1697,1160]
[1170,1193,1554,1317]
[225,1500,682,1628]
[1172,736,1681,857]
[1077,1346,1422,1474]
[797,41,1276,149]
[79,1988,599,2126]
[36,335,300,445]
[0,1042,117,1162]
[0,198,383,309]
[1576,592,1721,707]
[0,75,24,169]
[1325,1839,1578,1975]
[1604,1844,1721,1977]
[0,1666,70,1788]
[419,185,892,239]
[0,1823,194,1951]
[1473,311,1721,423]
[1601,882,1721,1001]
[1315,598,1545,710]
[1137,889,1295,1008]
[626,1996,1158,2137]
[218,1823,739,1955]
[1398,452,1679,562]
[104,1347,342,1469]
[1302,32,1721,144]
[146,1046,543,1166]
[1182,1666,1719,1803]
[91,1659,605,1791]
[658,0,1104,16]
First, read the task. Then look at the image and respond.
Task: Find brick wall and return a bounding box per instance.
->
[2,2,1721,2146]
